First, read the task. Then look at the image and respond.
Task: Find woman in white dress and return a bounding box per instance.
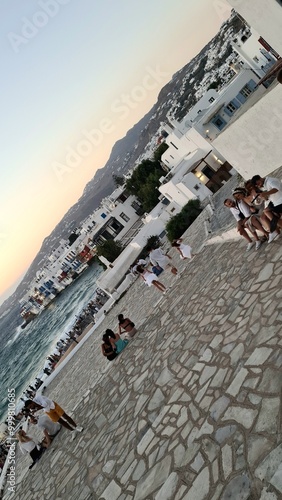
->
[172,239,194,260]
[136,265,167,293]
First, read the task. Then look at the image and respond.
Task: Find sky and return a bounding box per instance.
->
[0,0,231,304]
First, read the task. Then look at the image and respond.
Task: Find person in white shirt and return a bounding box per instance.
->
[148,246,178,275]
[29,414,61,447]
[136,265,167,293]
[171,239,195,260]
[252,175,282,233]
[25,395,83,440]
[224,196,265,251]
[16,429,44,468]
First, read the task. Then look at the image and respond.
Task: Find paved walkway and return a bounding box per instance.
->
[5,220,282,499]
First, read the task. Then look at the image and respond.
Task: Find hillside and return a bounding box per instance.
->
[0,12,246,316]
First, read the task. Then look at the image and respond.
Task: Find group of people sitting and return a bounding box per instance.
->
[224,174,282,250]
[101,241,196,361]
[101,313,137,361]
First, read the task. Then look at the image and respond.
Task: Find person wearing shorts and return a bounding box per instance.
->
[25,395,83,436]
[252,175,282,233]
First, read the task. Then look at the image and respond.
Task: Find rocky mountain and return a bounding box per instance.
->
[1,11,246,316]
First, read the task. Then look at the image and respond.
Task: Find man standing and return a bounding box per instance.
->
[25,394,83,440]
[251,174,282,235]
[148,246,178,275]
[29,414,61,448]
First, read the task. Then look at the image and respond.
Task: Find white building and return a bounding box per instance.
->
[192,68,266,141]
[212,0,282,178]
[232,28,277,80]
[228,0,282,57]
[86,186,143,248]
[159,60,275,203]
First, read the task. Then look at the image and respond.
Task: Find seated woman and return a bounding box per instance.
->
[136,265,167,294]
[232,187,270,248]
[118,314,137,338]
[101,333,118,361]
[16,429,45,469]
[106,329,129,354]
[244,180,277,240]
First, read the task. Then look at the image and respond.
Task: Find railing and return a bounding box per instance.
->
[119,219,144,247]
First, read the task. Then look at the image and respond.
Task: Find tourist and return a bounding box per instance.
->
[16,429,45,469]
[101,333,118,361]
[147,245,178,275]
[105,329,129,354]
[43,367,52,376]
[232,186,269,244]
[224,195,264,251]
[136,265,167,293]
[25,395,83,440]
[244,179,274,236]
[171,238,195,260]
[251,174,282,236]
[66,331,79,344]
[29,414,61,448]
[118,313,137,338]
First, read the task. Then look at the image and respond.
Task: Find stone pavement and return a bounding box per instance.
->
[5,225,282,500]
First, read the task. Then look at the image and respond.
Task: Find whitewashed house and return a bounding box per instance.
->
[212,0,282,178]
[231,28,277,81]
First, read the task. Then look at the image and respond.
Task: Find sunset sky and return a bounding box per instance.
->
[0,0,231,304]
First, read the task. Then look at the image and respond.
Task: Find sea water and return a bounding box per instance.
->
[0,263,104,422]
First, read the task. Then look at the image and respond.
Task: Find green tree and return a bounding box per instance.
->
[96,239,124,263]
[166,199,202,241]
[153,142,169,163]
[125,157,164,211]
[112,174,125,187]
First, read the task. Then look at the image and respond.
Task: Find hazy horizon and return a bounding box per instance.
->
[0,0,231,305]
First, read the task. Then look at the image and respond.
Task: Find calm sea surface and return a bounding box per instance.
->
[0,263,104,422]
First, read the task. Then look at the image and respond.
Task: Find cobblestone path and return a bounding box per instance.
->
[6,229,282,500]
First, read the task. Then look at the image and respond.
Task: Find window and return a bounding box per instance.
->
[227,102,236,113]
[209,97,215,103]
[226,102,237,113]
[194,184,200,191]
[202,166,215,180]
[116,192,128,203]
[239,79,257,99]
[171,207,175,213]
[101,213,107,219]
[224,99,241,117]
[110,219,123,232]
[161,197,170,206]
[170,142,178,150]
[240,85,252,98]
[119,212,130,223]
[211,115,227,130]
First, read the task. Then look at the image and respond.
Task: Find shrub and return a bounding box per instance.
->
[96,239,124,263]
[166,199,202,241]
